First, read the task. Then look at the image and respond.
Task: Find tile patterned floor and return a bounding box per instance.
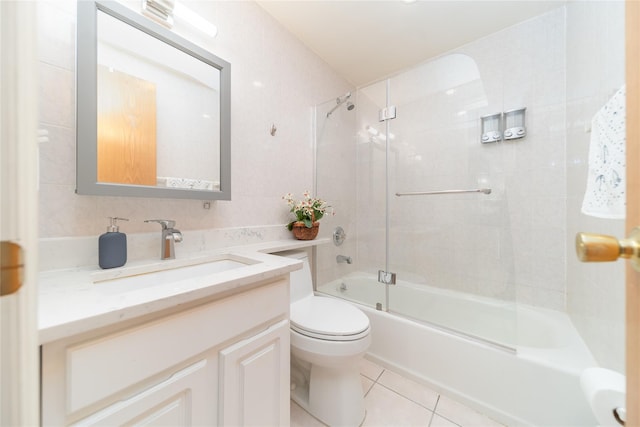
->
[291,358,505,427]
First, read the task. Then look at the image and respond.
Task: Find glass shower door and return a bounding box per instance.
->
[314,93,378,307]
[381,54,518,349]
[355,79,393,311]
[314,80,391,311]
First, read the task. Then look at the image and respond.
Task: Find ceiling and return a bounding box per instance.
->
[256,0,566,87]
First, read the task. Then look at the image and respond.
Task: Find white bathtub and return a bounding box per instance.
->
[317,274,599,426]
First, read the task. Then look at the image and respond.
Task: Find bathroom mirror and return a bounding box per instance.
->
[76,0,231,200]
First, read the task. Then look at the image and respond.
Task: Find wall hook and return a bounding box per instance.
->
[270,124,277,136]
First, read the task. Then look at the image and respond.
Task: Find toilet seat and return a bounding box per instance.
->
[290,296,370,341]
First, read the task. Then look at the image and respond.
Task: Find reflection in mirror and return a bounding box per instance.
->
[77,0,231,200]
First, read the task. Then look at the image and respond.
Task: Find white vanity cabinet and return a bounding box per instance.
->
[41,278,290,426]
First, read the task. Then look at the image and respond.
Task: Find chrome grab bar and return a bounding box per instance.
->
[395,188,492,197]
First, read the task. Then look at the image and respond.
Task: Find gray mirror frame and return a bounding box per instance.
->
[76,0,231,200]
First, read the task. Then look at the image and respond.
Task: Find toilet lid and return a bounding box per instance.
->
[290,296,370,341]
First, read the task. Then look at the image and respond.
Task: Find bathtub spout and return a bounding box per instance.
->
[337,255,353,264]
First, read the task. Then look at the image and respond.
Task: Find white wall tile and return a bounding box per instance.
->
[37,1,352,245]
[565,0,625,373]
[339,7,569,312]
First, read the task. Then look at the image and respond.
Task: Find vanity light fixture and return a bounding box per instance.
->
[174,2,218,38]
[141,0,218,38]
[141,0,175,28]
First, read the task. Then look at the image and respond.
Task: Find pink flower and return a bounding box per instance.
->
[284,192,334,229]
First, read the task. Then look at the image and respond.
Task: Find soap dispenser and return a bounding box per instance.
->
[99,217,129,269]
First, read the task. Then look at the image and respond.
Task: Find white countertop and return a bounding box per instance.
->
[38,238,329,344]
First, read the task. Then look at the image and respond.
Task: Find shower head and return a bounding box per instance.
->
[326,92,355,117]
[336,92,351,104]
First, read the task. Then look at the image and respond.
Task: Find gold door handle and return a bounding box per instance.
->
[1,241,24,296]
[576,228,640,271]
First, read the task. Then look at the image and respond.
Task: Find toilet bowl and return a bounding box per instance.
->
[280,250,371,427]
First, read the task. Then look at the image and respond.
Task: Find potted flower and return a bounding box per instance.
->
[283,191,331,240]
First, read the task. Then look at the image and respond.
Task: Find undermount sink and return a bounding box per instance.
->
[91,254,259,291]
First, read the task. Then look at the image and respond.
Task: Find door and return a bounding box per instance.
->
[97,65,158,186]
[581,2,640,423]
[0,1,40,425]
[626,1,640,423]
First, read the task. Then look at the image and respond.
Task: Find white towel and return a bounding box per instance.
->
[581,85,626,219]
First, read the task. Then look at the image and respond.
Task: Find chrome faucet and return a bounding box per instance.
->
[145,219,183,260]
[336,255,352,264]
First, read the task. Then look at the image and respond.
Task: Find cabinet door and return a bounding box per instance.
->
[73,353,217,426]
[219,319,290,426]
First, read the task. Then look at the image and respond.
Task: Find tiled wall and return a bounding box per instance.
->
[344,8,568,310]
[314,98,358,284]
[453,8,567,309]
[565,1,625,373]
[37,0,351,246]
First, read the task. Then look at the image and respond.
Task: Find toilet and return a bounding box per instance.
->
[281,250,371,427]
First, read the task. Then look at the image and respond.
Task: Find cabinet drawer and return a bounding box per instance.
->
[43,278,288,418]
[73,356,216,426]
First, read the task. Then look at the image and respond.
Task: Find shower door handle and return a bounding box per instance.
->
[575,229,640,272]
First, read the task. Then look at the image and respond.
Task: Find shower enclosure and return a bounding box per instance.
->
[313,3,626,424]
[315,2,625,363]
[316,53,519,349]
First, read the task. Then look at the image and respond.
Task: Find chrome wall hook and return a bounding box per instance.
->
[270,124,277,136]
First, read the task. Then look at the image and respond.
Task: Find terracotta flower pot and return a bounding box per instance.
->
[291,221,319,240]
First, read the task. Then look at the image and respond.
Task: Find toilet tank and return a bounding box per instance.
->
[274,250,314,303]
